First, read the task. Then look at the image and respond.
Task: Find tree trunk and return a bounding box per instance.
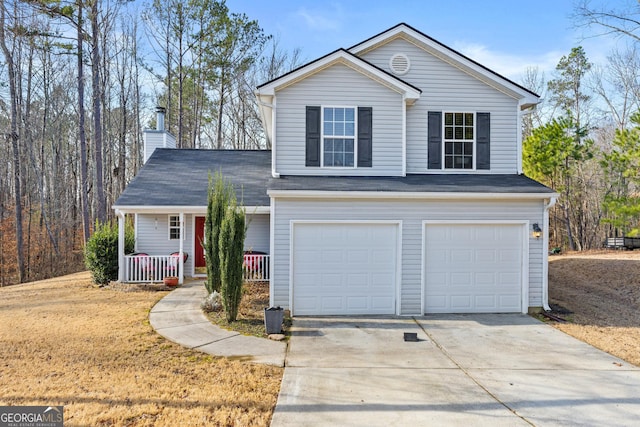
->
[77,1,91,243]
[91,0,106,223]
[0,1,26,282]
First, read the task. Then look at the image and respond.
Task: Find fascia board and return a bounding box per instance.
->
[267,190,560,200]
[111,205,270,215]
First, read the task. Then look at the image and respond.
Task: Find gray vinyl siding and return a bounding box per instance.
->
[360,38,520,174]
[245,213,270,253]
[272,198,545,314]
[143,130,176,163]
[275,63,404,176]
[136,213,194,275]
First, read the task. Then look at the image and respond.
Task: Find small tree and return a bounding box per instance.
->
[84,220,135,285]
[204,172,234,293]
[219,203,246,322]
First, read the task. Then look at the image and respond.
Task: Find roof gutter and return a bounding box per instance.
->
[111,205,271,215]
[267,189,560,200]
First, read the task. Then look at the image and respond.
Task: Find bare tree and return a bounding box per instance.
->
[0,0,26,282]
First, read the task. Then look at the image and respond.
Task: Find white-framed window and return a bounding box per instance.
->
[444,112,475,169]
[168,215,181,240]
[322,106,356,167]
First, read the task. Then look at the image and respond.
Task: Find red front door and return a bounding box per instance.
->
[195,216,206,268]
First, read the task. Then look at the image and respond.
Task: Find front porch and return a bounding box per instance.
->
[116,210,271,285]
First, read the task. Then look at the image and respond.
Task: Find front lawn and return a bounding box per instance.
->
[0,272,282,426]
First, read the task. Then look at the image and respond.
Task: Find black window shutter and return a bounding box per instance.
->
[357,107,372,167]
[428,111,442,169]
[476,112,490,170]
[305,106,321,167]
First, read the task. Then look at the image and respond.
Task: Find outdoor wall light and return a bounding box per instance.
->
[532,223,542,239]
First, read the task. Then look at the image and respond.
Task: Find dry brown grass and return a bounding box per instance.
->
[548,251,640,367]
[0,272,282,426]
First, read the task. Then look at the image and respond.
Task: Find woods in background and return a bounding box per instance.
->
[0,0,301,285]
[2,1,640,285]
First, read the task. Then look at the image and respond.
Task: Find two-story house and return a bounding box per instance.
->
[113,23,558,316]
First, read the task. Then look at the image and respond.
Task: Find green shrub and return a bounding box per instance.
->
[84,220,135,285]
[204,172,235,294]
[219,205,246,322]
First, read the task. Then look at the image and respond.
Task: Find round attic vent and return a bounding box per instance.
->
[389,53,410,75]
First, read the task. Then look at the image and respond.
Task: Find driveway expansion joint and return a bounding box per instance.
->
[412,316,535,427]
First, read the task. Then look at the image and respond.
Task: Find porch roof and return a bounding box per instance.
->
[113,149,271,209]
[267,174,556,195]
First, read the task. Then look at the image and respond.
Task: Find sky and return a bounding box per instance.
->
[225,0,623,86]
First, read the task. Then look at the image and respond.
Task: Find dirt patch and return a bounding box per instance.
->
[548,251,640,367]
[0,272,282,426]
[205,281,272,338]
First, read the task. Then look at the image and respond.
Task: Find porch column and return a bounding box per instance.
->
[179,212,184,284]
[116,210,125,282]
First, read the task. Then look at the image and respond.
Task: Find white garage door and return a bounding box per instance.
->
[292,223,398,315]
[425,224,523,313]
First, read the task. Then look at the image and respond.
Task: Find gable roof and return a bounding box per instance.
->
[349,23,539,108]
[256,48,422,101]
[113,149,271,209]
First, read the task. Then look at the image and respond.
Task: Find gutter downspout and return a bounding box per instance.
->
[116,209,125,282]
[179,212,184,285]
[542,196,558,311]
[256,94,279,178]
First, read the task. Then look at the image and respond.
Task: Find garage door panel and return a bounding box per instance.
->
[293,223,398,315]
[425,224,523,314]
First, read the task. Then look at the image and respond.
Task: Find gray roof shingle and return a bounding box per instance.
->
[113,149,272,207]
[268,174,555,194]
[114,148,554,210]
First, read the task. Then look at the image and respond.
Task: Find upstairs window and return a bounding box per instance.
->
[306,106,372,168]
[444,112,474,169]
[427,111,489,171]
[168,215,181,240]
[323,107,355,167]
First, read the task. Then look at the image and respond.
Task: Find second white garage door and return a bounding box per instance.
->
[292,223,398,315]
[424,223,524,313]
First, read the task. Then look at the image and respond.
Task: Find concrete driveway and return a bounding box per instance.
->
[271,315,640,426]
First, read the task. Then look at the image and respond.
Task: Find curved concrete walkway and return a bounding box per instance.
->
[149,280,286,366]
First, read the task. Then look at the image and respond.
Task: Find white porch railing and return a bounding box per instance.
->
[124,253,269,283]
[125,254,182,283]
[243,254,270,282]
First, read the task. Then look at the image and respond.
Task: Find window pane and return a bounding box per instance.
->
[335,108,344,121]
[345,108,354,121]
[464,142,473,155]
[345,139,354,152]
[324,122,333,136]
[465,127,473,139]
[465,113,473,126]
[345,122,354,136]
[455,127,463,139]
[445,156,453,168]
[445,142,453,154]
[324,108,333,121]
[445,113,453,126]
[324,139,333,151]
[334,122,344,136]
[463,157,472,169]
[445,127,453,139]
[345,152,354,167]
[335,139,344,152]
[455,113,463,126]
